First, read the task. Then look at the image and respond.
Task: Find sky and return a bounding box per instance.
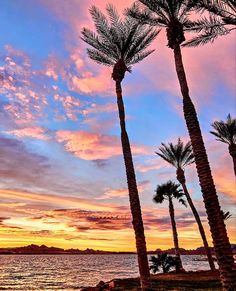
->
[0,0,235,252]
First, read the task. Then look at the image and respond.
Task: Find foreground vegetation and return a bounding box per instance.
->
[82,270,222,291]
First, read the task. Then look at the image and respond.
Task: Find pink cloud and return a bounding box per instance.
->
[136,158,170,173]
[83,103,117,115]
[56,130,150,160]
[98,180,150,199]
[70,70,113,95]
[54,94,82,121]
[6,127,49,140]
[0,45,49,125]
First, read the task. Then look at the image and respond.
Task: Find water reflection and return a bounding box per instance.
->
[0,254,215,290]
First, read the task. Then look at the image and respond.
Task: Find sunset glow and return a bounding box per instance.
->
[0,0,235,253]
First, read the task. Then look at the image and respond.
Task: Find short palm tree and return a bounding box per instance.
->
[81,4,159,290]
[210,114,236,176]
[127,2,235,288]
[156,138,215,270]
[184,0,236,46]
[150,252,178,273]
[154,181,187,273]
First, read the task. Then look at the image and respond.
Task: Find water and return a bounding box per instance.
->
[0,254,215,290]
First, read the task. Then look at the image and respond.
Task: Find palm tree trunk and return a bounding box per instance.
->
[168,197,184,272]
[228,144,236,176]
[115,80,151,291]
[180,178,215,270]
[173,44,236,290]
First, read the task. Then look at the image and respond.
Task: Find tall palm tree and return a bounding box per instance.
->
[81,4,159,290]
[154,181,187,273]
[127,2,236,289]
[210,114,236,176]
[184,0,236,46]
[156,138,215,270]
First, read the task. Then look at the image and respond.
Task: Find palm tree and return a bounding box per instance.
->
[156,138,215,270]
[154,181,187,273]
[150,252,178,273]
[184,0,236,46]
[81,4,159,290]
[210,114,236,176]
[127,2,236,288]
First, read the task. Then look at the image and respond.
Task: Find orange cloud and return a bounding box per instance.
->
[98,180,150,199]
[70,69,113,95]
[0,189,114,212]
[137,158,170,173]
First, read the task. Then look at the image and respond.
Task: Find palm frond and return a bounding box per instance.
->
[154,181,183,202]
[127,0,235,48]
[87,49,114,66]
[126,1,169,26]
[126,28,160,62]
[82,3,158,71]
[188,0,236,22]
[128,49,156,65]
[81,27,119,60]
[156,138,194,169]
[210,114,236,145]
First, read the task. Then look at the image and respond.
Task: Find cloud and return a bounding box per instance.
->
[0,45,48,125]
[56,130,150,160]
[136,158,170,173]
[54,94,82,121]
[83,103,117,115]
[0,136,50,187]
[6,126,49,140]
[98,180,150,199]
[70,69,113,95]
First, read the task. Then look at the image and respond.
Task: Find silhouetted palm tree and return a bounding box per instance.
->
[156,138,215,270]
[154,181,186,273]
[184,0,236,46]
[127,2,235,288]
[210,114,236,176]
[81,4,159,290]
[150,252,178,273]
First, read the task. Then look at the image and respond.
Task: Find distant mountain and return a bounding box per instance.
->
[0,244,135,255]
[0,244,235,255]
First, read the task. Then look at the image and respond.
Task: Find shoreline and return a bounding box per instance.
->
[81,270,222,291]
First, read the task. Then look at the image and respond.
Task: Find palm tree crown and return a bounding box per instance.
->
[184,0,236,46]
[156,138,194,169]
[126,0,205,49]
[210,114,236,145]
[154,181,187,206]
[81,4,159,81]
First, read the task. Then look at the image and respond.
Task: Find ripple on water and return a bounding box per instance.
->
[0,254,217,289]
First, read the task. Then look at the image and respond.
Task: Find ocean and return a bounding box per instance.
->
[0,254,216,290]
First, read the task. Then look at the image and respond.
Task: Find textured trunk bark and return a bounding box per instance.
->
[177,169,215,270]
[115,80,151,291]
[168,197,184,273]
[228,144,236,176]
[173,44,236,290]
